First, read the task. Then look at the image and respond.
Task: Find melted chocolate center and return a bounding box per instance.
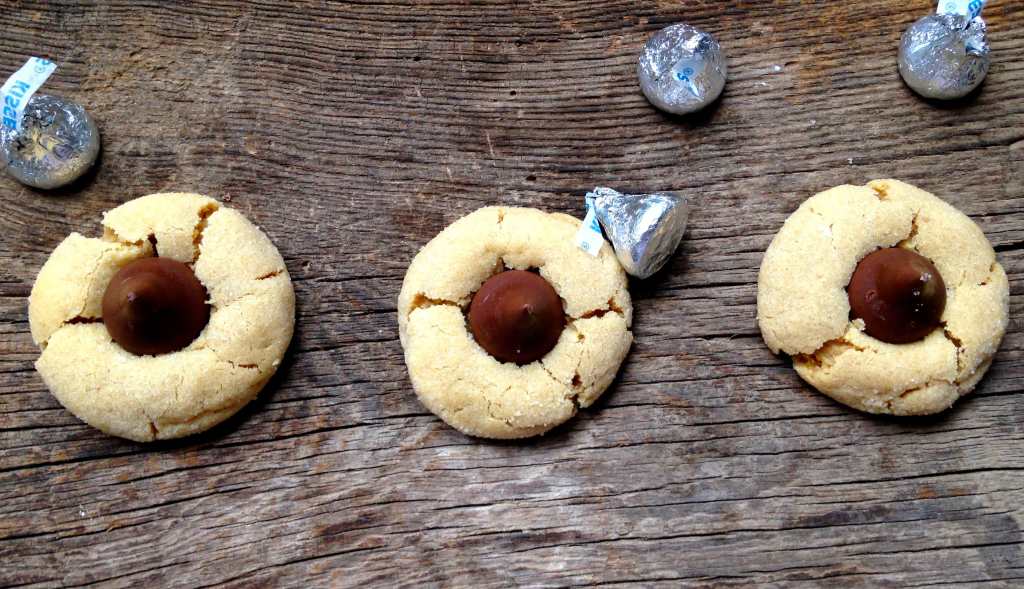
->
[848,247,946,344]
[102,257,210,355]
[468,270,565,365]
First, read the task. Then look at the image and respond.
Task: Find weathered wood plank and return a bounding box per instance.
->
[1,0,1023,587]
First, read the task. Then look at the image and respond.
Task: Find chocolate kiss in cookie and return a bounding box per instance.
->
[468,270,565,365]
[102,257,210,356]
[848,247,946,344]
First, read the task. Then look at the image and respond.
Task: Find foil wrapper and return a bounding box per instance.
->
[637,23,727,115]
[1,94,100,189]
[587,187,689,279]
[899,14,990,100]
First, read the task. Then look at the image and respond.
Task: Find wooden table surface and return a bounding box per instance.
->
[1,1,1023,587]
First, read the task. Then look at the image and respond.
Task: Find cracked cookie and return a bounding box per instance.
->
[757,180,1009,415]
[398,207,633,438]
[28,193,295,441]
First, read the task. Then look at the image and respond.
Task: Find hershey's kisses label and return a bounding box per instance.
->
[938,0,986,19]
[575,193,605,256]
[1,57,57,132]
[669,58,706,96]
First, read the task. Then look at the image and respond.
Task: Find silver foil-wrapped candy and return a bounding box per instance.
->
[637,23,727,115]
[584,187,690,279]
[899,13,990,100]
[1,94,100,189]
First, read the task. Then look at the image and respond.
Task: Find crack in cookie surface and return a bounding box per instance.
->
[485,394,515,428]
[404,292,628,437]
[191,203,219,264]
[256,269,284,280]
[871,183,890,200]
[575,298,627,321]
[74,250,109,319]
[793,201,928,357]
[795,337,865,369]
[206,343,262,373]
[32,236,154,348]
[897,213,920,249]
[409,292,461,315]
[805,207,837,245]
[943,326,966,375]
[979,263,997,286]
[540,362,572,396]
[65,316,102,325]
[568,391,581,411]
[101,227,147,247]
[898,380,954,399]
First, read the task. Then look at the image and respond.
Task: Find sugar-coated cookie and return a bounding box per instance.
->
[757,180,1008,415]
[29,193,295,441]
[398,207,633,438]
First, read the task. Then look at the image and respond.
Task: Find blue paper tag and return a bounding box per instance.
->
[575,194,605,256]
[938,0,986,19]
[1,57,57,132]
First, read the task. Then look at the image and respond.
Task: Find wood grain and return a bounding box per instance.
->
[1,0,1023,586]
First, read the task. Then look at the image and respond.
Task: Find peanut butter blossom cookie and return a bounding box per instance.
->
[398,207,633,438]
[757,180,1009,415]
[28,193,295,441]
